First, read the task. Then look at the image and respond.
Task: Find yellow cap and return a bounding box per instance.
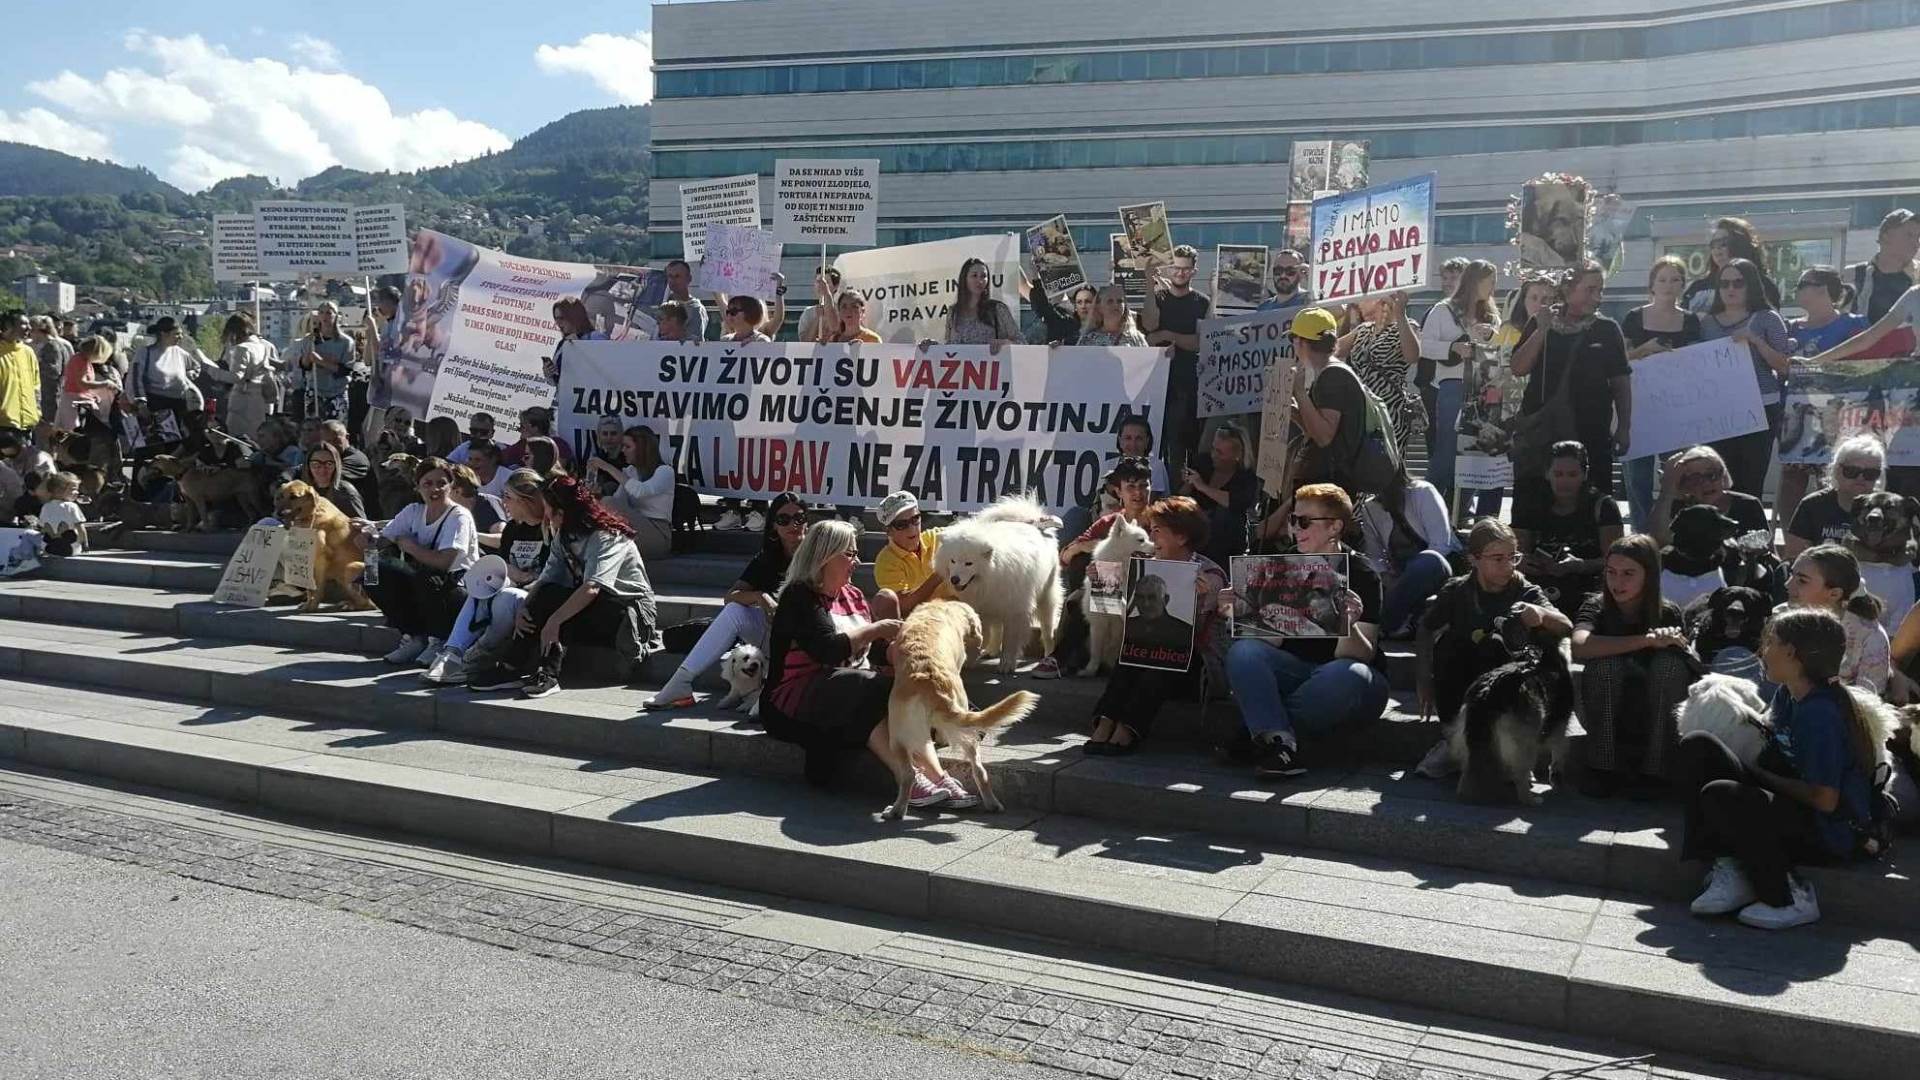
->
[1290,306,1340,342]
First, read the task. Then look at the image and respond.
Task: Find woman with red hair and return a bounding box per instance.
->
[467,475,662,699]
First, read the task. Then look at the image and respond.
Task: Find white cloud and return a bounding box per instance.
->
[24,32,511,191]
[0,107,113,160]
[534,31,654,105]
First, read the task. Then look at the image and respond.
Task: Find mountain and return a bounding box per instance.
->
[0,141,185,200]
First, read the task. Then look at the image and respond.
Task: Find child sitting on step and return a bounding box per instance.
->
[35,471,86,556]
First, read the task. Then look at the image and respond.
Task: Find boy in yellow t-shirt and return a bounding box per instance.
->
[873,491,954,615]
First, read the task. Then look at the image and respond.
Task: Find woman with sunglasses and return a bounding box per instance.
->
[1700,258,1792,498]
[1222,483,1389,778]
[1680,217,1783,313]
[871,490,952,618]
[1785,435,1888,562]
[720,296,774,343]
[1775,268,1870,530]
[1650,444,1771,549]
[646,492,809,709]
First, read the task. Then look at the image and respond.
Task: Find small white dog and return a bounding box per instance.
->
[715,643,765,717]
[939,492,1066,675]
[1678,673,1771,766]
[1075,517,1155,677]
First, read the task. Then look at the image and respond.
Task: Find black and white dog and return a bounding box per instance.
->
[1447,610,1576,805]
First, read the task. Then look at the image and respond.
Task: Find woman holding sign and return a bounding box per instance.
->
[1700,258,1792,498]
[1618,257,1702,532]
[1510,263,1631,494]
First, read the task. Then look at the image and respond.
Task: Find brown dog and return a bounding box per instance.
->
[377,453,420,518]
[47,429,111,499]
[149,454,265,531]
[275,479,373,611]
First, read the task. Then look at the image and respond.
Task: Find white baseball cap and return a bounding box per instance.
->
[876,491,919,527]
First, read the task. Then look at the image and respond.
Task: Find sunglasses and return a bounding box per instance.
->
[1840,464,1882,482]
[1289,515,1339,530]
[1678,470,1721,486]
[773,512,807,526]
[886,514,922,531]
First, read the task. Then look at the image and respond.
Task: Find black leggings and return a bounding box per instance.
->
[365,554,465,638]
[1677,731,1830,907]
[500,583,635,673]
[1092,658,1201,741]
[1707,402,1782,502]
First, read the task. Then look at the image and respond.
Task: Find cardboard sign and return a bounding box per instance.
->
[1254,360,1297,495]
[212,214,262,281]
[679,174,763,263]
[1111,233,1145,300]
[353,203,409,275]
[1309,173,1434,303]
[1213,244,1269,314]
[1121,557,1198,672]
[1627,338,1767,460]
[1025,215,1088,302]
[694,223,784,298]
[213,524,290,607]
[281,526,319,591]
[1197,308,1293,419]
[1455,453,1515,490]
[1229,553,1349,640]
[773,158,878,247]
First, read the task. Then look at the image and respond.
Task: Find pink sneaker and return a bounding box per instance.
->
[907,772,951,808]
[939,776,981,810]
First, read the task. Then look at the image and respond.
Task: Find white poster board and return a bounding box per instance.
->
[212,214,262,282]
[773,158,878,247]
[694,224,784,298]
[1627,338,1767,460]
[832,234,1022,345]
[281,527,319,591]
[1308,173,1434,304]
[353,203,409,275]
[1197,308,1293,419]
[679,174,763,263]
[1455,453,1514,490]
[213,524,290,607]
[255,201,357,275]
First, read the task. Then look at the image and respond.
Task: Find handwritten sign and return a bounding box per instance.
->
[694,224,784,298]
[1198,308,1293,418]
[281,527,318,592]
[773,158,878,247]
[1627,338,1767,460]
[1309,173,1434,303]
[680,174,762,262]
[1455,453,1514,490]
[1254,360,1297,495]
[213,524,290,607]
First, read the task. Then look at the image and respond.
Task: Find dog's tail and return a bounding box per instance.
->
[911,667,1040,731]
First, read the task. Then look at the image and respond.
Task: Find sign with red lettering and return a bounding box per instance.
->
[1308,173,1434,303]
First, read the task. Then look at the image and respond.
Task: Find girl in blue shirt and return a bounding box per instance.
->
[1787,268,1870,359]
[1677,608,1878,930]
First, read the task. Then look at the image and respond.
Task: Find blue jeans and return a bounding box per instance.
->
[1382,550,1453,636]
[1426,379,1463,499]
[1623,454,1657,535]
[1227,639,1391,742]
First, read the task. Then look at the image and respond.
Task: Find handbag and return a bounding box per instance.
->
[403,507,459,594]
[1508,323,1580,478]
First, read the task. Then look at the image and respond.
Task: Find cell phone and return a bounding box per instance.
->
[1187,451,1212,474]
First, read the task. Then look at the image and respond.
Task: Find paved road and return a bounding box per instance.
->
[0,836,1053,1080]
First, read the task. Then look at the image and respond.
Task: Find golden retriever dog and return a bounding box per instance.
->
[150,454,264,531]
[883,600,1041,820]
[275,479,373,612]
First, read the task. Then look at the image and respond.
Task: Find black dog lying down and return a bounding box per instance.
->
[1446,610,1576,805]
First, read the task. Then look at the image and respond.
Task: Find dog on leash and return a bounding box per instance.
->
[882,600,1040,820]
[1074,516,1155,676]
[939,492,1065,675]
[274,479,373,611]
[149,454,264,531]
[1446,611,1575,805]
[715,643,765,718]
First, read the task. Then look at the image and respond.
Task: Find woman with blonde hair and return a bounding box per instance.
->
[1417,259,1500,499]
[1076,284,1147,347]
[56,334,120,433]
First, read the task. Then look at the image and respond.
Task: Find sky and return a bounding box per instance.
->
[0,1,670,192]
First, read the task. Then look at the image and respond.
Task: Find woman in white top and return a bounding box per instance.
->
[1418,259,1500,502]
[592,424,676,560]
[361,455,479,667]
[207,313,282,441]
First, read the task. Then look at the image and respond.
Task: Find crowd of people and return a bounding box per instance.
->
[2,206,1919,932]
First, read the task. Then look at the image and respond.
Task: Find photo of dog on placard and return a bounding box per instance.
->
[1121,557,1198,672]
[1228,554,1349,640]
[1518,181,1588,269]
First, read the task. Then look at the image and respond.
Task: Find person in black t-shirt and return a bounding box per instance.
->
[1785,434,1887,561]
[1570,534,1692,796]
[1650,444,1769,548]
[1512,441,1625,615]
[1511,262,1632,494]
[1418,519,1572,736]
[1140,244,1212,471]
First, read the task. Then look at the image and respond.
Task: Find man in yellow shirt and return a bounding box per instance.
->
[0,311,40,434]
[873,491,954,615]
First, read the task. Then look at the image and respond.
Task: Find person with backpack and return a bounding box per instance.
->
[1509,262,1632,494]
[1288,306,1401,500]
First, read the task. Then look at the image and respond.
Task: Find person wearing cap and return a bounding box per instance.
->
[1290,305,1395,497]
[873,491,954,617]
[423,553,528,686]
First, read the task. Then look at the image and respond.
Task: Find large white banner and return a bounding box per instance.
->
[374,230,664,428]
[832,235,1022,345]
[1627,338,1767,460]
[557,342,1169,513]
[212,214,261,282]
[774,158,878,247]
[679,173,762,262]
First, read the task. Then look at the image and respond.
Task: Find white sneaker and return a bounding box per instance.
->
[415,636,443,664]
[715,510,743,531]
[1736,875,1821,930]
[421,649,466,685]
[1690,857,1759,916]
[384,634,426,665]
[744,510,766,533]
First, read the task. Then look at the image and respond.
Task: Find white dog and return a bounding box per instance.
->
[715,643,765,717]
[1678,673,1772,766]
[939,492,1066,675]
[1075,517,1155,676]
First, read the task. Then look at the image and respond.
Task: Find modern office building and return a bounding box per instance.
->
[650,0,1920,307]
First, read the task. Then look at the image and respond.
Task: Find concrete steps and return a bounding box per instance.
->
[1,676,1915,1080]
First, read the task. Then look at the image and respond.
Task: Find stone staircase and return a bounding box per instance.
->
[1,526,1915,1080]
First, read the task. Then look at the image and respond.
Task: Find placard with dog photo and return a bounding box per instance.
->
[1111,233,1146,300]
[1121,557,1198,672]
[1117,201,1174,268]
[1085,559,1129,617]
[1025,214,1088,302]
[1228,553,1350,640]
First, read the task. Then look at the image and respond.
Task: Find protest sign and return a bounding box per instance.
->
[1085,560,1128,617]
[1328,140,1370,194]
[1455,453,1514,490]
[353,204,409,275]
[1455,331,1521,489]
[1229,554,1349,640]
[1122,557,1197,672]
[832,234,1021,344]
[1118,202,1173,267]
[1111,233,1145,300]
[1213,245,1268,313]
[1309,173,1434,303]
[1288,143,1330,203]
[255,201,356,275]
[1025,215,1087,302]
[213,524,290,607]
[1198,308,1293,419]
[556,342,1168,514]
[281,526,319,592]
[373,229,662,430]
[1518,181,1588,270]
[774,158,878,247]
[1626,339,1767,460]
[213,214,262,282]
[1253,360,1296,494]
[679,173,763,262]
[694,224,783,298]
[1781,357,1920,466]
